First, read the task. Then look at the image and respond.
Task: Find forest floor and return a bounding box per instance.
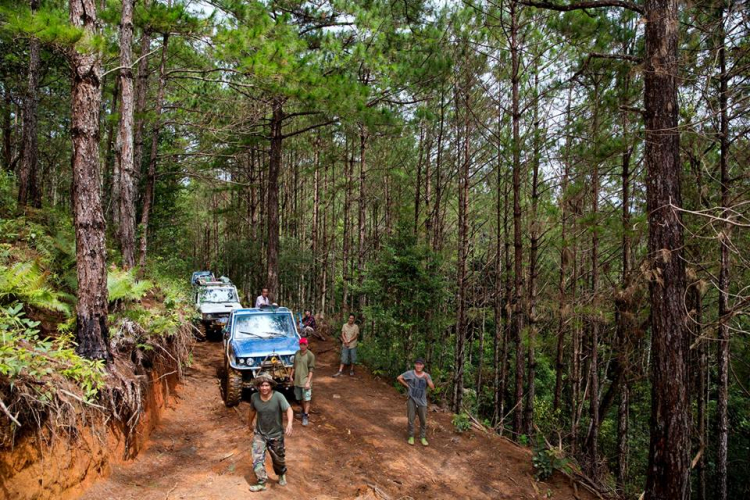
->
[79,337,591,500]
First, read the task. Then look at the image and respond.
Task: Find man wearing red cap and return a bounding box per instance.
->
[290,337,315,426]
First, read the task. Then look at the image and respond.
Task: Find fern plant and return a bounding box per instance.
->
[0,261,72,315]
[107,268,153,303]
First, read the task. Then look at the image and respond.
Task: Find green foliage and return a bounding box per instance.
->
[107,268,153,303]
[452,412,471,433]
[359,220,450,377]
[0,303,105,402]
[0,261,72,316]
[532,441,571,481]
[0,171,14,213]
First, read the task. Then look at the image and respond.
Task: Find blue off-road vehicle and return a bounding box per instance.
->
[221,307,299,406]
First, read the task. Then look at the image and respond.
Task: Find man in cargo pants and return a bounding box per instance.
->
[397,358,435,446]
[247,373,294,492]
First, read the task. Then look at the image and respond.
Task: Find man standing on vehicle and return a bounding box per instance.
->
[255,288,270,308]
[333,314,359,377]
[290,337,315,426]
[247,373,294,492]
[397,358,435,446]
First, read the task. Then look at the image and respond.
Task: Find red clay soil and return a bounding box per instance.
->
[78,338,592,500]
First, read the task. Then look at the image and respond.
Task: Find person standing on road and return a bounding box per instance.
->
[255,288,270,308]
[290,337,315,426]
[333,314,359,377]
[397,358,435,446]
[247,373,294,492]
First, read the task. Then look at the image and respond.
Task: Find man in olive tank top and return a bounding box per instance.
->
[247,373,294,492]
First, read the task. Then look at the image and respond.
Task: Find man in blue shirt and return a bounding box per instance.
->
[397,358,435,446]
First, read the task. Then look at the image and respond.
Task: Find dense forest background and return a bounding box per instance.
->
[1,0,749,498]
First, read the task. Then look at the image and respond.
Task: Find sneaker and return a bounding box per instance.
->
[349,370,355,376]
[421,438,429,446]
[279,474,287,486]
[407,437,415,445]
[302,414,309,426]
[332,371,342,378]
[249,483,267,492]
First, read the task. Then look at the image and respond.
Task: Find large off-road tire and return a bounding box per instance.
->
[224,367,243,407]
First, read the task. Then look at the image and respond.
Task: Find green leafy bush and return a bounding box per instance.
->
[0,303,105,402]
[452,412,472,433]
[532,441,571,481]
[0,261,72,315]
[107,268,154,303]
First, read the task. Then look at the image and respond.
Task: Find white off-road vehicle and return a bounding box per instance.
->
[194,284,242,338]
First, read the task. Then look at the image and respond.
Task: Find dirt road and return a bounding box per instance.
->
[80,338,587,499]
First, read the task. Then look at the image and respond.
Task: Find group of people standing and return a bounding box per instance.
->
[245,296,434,493]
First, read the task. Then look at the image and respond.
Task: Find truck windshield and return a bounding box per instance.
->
[234,313,296,339]
[199,288,238,303]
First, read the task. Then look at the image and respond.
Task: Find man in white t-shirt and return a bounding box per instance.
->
[255,288,270,308]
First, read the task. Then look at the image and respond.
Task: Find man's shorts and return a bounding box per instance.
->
[294,386,312,402]
[341,346,357,365]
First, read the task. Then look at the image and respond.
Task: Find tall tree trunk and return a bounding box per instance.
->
[615,64,634,494]
[133,24,151,186]
[321,155,329,315]
[452,78,470,414]
[523,71,541,438]
[18,0,41,208]
[643,1,690,498]
[424,134,432,241]
[554,86,573,412]
[586,80,601,476]
[117,0,136,269]
[2,89,11,171]
[357,124,367,313]
[137,33,169,271]
[510,1,525,438]
[500,151,513,434]
[716,7,730,498]
[695,285,706,500]
[414,125,424,235]
[571,212,581,455]
[493,105,505,425]
[312,144,320,256]
[476,309,485,402]
[266,97,284,300]
[432,86,445,252]
[342,141,352,310]
[69,0,109,361]
[104,78,119,221]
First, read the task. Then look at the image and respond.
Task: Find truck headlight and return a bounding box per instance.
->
[236,357,245,365]
[246,358,256,366]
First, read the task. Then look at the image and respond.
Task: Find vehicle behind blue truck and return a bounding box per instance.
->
[221,306,299,406]
[194,282,242,339]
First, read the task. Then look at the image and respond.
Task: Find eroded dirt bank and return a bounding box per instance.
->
[79,338,591,500]
[0,369,179,500]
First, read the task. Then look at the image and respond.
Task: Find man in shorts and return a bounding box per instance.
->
[247,373,294,492]
[290,337,315,426]
[333,314,359,377]
[397,358,435,446]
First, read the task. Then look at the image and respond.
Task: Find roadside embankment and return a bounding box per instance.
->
[0,314,192,500]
